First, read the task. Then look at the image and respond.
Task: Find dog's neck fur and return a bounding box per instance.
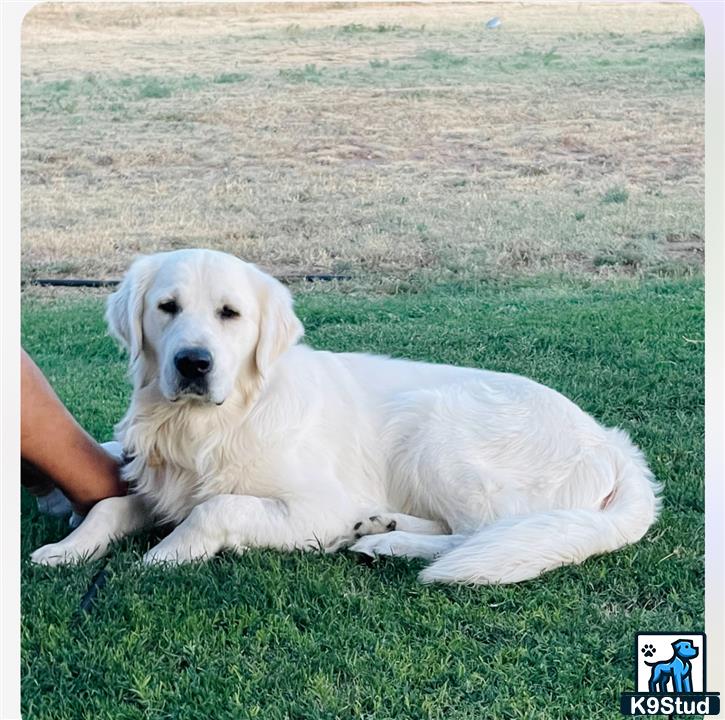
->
[116,369,268,524]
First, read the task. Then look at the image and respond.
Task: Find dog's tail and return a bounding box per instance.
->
[418,428,661,585]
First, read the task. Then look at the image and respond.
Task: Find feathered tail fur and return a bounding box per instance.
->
[418,429,660,585]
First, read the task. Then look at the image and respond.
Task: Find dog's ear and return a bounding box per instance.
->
[106,255,158,364]
[252,268,304,377]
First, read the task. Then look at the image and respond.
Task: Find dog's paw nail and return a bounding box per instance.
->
[353,521,362,530]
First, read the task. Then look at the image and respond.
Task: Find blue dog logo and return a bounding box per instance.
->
[620,632,720,716]
[645,639,699,693]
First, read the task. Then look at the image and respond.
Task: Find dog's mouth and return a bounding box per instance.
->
[169,386,224,406]
[179,381,207,396]
[169,381,207,400]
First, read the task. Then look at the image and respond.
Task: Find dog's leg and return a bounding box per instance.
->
[142,494,323,565]
[349,531,466,560]
[326,513,449,553]
[31,495,152,566]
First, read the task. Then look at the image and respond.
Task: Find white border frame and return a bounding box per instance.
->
[1,2,722,718]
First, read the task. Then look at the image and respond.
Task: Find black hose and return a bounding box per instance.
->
[26,274,352,288]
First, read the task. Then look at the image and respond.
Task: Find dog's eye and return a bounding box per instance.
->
[158,300,180,315]
[219,305,240,320]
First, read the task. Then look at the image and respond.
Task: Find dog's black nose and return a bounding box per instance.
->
[174,348,213,380]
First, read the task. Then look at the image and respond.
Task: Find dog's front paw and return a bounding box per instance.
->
[349,533,404,558]
[325,515,398,554]
[31,542,86,566]
[352,515,397,539]
[142,539,211,565]
[142,545,184,565]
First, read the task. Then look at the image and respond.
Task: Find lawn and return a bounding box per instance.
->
[21,276,704,720]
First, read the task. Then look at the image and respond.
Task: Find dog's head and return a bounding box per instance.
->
[672,639,699,660]
[106,249,303,405]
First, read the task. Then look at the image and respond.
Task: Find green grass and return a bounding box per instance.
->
[602,186,630,205]
[212,72,250,85]
[416,49,469,68]
[20,27,705,117]
[137,78,173,99]
[21,73,208,116]
[338,23,404,35]
[22,277,703,719]
[278,63,325,85]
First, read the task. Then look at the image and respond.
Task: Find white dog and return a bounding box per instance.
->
[31,249,660,584]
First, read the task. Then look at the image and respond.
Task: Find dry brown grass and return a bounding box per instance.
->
[21,2,704,283]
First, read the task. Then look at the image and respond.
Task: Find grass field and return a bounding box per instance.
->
[22,277,703,720]
[21,2,703,284]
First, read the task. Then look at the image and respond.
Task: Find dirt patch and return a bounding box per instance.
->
[665,232,704,261]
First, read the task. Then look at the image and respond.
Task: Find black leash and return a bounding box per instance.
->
[77,561,110,615]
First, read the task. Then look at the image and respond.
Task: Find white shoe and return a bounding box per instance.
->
[36,488,72,518]
[101,440,124,462]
